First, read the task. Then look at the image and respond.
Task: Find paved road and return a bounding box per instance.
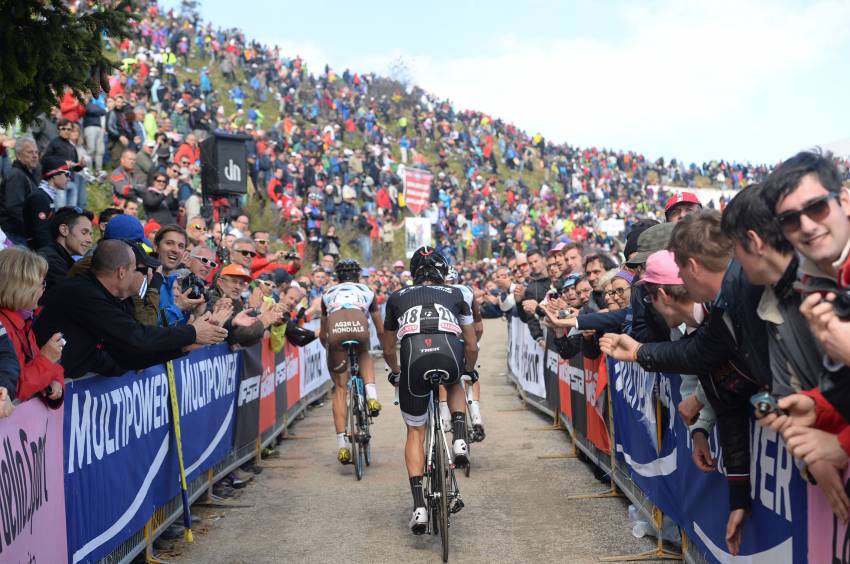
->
[171,319,660,563]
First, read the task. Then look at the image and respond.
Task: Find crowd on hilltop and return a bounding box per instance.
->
[0,0,849,557]
[6,0,850,273]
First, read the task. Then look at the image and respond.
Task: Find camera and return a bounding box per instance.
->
[180,272,209,301]
[749,392,785,416]
[284,251,300,261]
[534,305,546,318]
[833,289,850,318]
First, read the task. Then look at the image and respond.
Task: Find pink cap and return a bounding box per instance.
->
[547,242,566,256]
[636,250,683,286]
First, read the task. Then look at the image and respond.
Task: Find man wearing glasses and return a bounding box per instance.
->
[230,237,257,270]
[250,230,298,278]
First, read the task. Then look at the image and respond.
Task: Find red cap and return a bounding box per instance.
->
[664,192,702,213]
[144,220,161,238]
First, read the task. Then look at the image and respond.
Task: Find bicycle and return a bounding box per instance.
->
[343,340,372,480]
[459,375,476,478]
[396,369,464,562]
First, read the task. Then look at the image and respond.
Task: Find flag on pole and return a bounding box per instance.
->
[401,167,433,216]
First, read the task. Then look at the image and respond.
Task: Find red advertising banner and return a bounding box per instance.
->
[285,340,301,409]
[402,167,433,215]
[0,399,68,563]
[583,355,610,454]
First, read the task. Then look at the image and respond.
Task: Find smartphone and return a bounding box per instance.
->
[750,392,785,416]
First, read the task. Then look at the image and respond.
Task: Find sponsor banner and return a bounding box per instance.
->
[404,217,433,258]
[259,338,276,433]
[609,359,807,563]
[401,166,433,216]
[808,468,850,563]
[274,347,288,421]
[519,320,546,400]
[299,320,329,400]
[64,344,238,564]
[582,355,610,454]
[568,354,587,438]
[558,356,572,422]
[234,342,262,449]
[542,331,560,413]
[285,340,301,410]
[1,398,67,564]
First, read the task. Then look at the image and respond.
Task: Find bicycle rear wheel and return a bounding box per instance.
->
[435,428,450,562]
[348,388,363,481]
[464,410,473,478]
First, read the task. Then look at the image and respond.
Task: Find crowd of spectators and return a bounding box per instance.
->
[0,0,849,553]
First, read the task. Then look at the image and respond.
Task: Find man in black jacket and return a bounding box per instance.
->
[34,240,228,379]
[601,210,769,557]
[23,157,70,250]
[517,248,550,346]
[0,137,39,245]
[38,206,94,294]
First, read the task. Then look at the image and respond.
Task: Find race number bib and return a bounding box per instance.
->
[435,303,462,335]
[397,305,422,338]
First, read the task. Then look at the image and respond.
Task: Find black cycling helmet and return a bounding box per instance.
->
[335,258,361,282]
[409,246,448,284]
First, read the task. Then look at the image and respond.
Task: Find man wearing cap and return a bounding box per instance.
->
[623,222,677,343]
[23,156,71,250]
[35,240,228,379]
[211,264,284,347]
[664,191,702,223]
[637,250,718,473]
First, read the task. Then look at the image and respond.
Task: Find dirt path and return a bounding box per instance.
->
[171,319,660,563]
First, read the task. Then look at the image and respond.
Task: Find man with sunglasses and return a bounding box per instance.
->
[249,230,298,278]
[757,151,850,494]
[187,247,218,280]
[230,237,257,270]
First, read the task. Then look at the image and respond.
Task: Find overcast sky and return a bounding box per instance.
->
[167,0,850,165]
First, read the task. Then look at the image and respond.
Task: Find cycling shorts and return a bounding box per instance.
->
[326,308,370,374]
[399,333,464,427]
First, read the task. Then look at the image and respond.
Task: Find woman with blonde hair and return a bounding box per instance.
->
[0,247,64,405]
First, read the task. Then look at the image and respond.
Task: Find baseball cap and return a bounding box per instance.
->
[547,242,566,256]
[623,219,659,259]
[635,251,683,286]
[41,156,71,179]
[219,264,252,280]
[561,272,581,288]
[104,214,152,247]
[625,223,675,267]
[128,241,161,269]
[664,192,702,215]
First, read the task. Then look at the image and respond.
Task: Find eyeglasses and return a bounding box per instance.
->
[236,249,257,258]
[191,223,206,230]
[776,194,836,232]
[605,287,630,297]
[191,256,218,268]
[154,178,166,183]
[254,239,268,244]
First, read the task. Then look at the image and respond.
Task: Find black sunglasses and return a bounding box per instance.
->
[776,194,836,232]
[236,249,257,257]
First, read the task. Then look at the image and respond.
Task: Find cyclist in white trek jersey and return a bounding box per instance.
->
[442,266,485,441]
[319,259,384,465]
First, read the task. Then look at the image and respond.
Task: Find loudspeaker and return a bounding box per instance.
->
[200,132,250,198]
